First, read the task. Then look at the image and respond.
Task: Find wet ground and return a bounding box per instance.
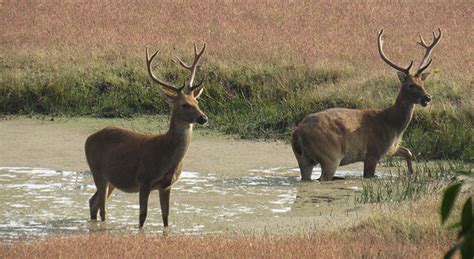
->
[0,117,372,243]
[0,166,367,243]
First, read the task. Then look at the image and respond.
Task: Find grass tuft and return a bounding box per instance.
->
[356,162,470,204]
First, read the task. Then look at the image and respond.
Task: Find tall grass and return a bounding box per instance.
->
[1,1,472,74]
[0,227,452,258]
[356,162,470,204]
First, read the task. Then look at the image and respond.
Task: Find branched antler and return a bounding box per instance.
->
[377,29,413,75]
[176,43,207,93]
[146,47,182,94]
[146,43,207,96]
[416,28,442,75]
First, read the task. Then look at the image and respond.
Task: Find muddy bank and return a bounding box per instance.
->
[0,116,296,175]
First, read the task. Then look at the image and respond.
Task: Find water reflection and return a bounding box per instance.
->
[0,166,364,243]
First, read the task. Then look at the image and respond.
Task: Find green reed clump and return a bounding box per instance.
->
[404,114,473,161]
[356,162,470,204]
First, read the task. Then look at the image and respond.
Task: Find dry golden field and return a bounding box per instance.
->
[1,0,473,75]
[0,233,449,258]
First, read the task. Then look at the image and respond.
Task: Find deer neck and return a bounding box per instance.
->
[384,92,415,135]
[165,112,193,153]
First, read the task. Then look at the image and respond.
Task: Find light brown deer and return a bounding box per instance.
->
[85,43,208,228]
[292,29,442,181]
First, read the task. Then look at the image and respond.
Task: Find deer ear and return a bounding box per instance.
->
[397,72,407,82]
[193,85,204,99]
[157,88,177,104]
[420,72,431,81]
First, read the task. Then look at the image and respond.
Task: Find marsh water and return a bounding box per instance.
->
[0,166,367,243]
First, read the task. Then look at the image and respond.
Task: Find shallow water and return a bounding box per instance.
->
[0,166,365,243]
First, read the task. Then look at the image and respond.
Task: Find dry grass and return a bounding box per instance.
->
[0,232,450,258]
[0,197,456,258]
[1,0,472,75]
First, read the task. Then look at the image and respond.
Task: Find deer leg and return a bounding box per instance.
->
[292,136,315,181]
[107,184,115,199]
[139,184,151,228]
[320,159,340,181]
[90,173,108,221]
[394,147,414,174]
[159,189,171,227]
[98,182,109,221]
[90,183,115,221]
[294,153,315,181]
[89,191,98,220]
[363,159,378,178]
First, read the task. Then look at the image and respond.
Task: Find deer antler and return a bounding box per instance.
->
[146,47,183,94]
[377,29,413,75]
[175,43,206,93]
[416,28,442,75]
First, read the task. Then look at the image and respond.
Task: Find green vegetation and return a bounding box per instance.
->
[1,52,472,160]
[441,180,474,259]
[356,162,470,204]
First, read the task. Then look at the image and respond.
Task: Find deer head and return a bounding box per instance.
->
[377,29,442,107]
[146,43,208,124]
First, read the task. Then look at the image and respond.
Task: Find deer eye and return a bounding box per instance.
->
[182,104,192,109]
[408,84,415,89]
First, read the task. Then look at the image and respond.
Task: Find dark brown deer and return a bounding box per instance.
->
[292,29,442,181]
[85,43,208,228]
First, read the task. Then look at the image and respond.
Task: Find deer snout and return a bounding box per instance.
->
[420,95,431,107]
[196,115,208,125]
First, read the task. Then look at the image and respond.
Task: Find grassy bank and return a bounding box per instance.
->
[0,52,472,160]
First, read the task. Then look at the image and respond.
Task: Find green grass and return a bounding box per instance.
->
[356,162,471,204]
[0,52,472,160]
